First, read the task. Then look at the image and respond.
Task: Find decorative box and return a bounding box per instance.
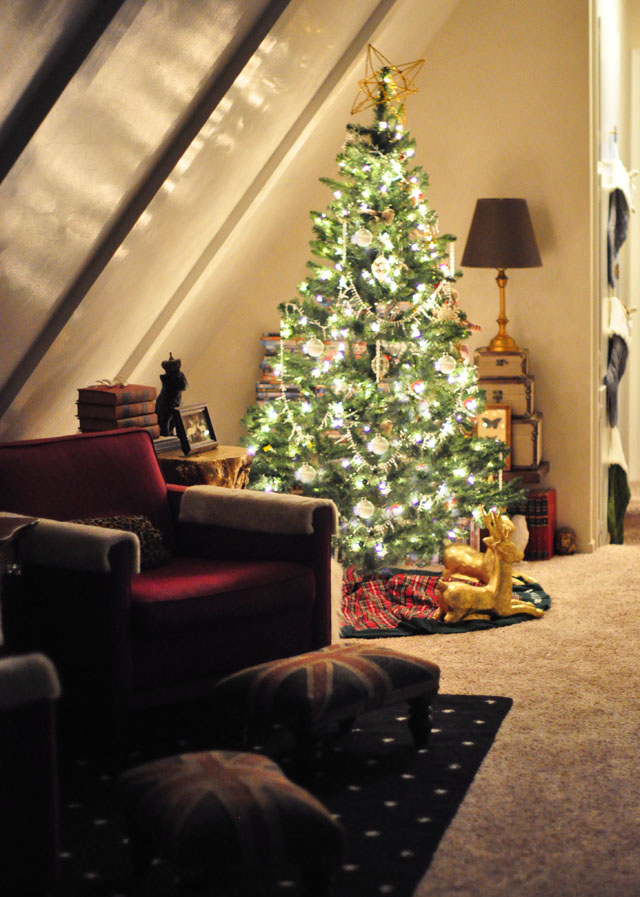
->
[478,375,534,417]
[474,348,529,379]
[511,412,543,468]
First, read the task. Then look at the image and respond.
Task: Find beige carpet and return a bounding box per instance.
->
[335,532,640,895]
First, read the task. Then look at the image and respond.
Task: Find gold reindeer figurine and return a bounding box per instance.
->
[435,509,544,624]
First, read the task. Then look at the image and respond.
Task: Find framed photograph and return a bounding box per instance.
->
[476,404,511,470]
[173,402,217,455]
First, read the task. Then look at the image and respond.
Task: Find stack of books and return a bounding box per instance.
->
[255,332,370,404]
[77,384,160,438]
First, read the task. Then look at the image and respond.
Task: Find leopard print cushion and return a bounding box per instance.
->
[70,514,172,569]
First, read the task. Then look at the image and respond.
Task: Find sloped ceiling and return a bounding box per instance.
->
[0,0,459,441]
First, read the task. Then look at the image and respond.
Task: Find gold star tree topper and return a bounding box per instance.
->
[351,44,425,116]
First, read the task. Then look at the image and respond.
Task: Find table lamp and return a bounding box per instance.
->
[461,198,541,352]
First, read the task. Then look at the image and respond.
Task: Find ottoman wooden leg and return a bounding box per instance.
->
[407,693,433,748]
[126,819,154,880]
[338,715,356,736]
[300,864,333,896]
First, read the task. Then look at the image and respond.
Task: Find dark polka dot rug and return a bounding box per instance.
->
[58,693,512,897]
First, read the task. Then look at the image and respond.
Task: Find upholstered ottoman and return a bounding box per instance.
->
[118,750,344,896]
[211,644,440,761]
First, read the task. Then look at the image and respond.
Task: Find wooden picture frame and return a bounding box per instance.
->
[476,404,511,470]
[173,402,217,455]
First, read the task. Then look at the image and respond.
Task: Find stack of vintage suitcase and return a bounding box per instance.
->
[474,346,542,471]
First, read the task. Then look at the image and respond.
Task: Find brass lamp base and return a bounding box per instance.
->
[487,332,520,352]
[487,268,520,353]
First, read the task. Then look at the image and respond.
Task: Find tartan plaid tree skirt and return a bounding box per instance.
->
[340,567,551,638]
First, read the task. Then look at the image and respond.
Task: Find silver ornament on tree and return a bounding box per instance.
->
[371,341,389,381]
[354,228,373,247]
[371,256,391,281]
[355,499,375,519]
[305,337,325,358]
[370,435,390,455]
[437,354,457,374]
[297,463,317,483]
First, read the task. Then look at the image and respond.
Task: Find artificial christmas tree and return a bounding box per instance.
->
[242,47,523,574]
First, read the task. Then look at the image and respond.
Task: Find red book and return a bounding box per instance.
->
[525,488,556,560]
[77,384,157,406]
[79,414,158,431]
[537,488,556,559]
[77,400,156,420]
[524,494,536,559]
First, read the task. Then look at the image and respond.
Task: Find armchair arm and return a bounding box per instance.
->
[177,485,338,535]
[174,488,337,649]
[12,515,141,574]
[0,653,61,710]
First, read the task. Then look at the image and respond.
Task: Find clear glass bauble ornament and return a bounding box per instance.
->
[355,499,375,519]
[297,463,317,483]
[305,337,325,358]
[354,227,373,247]
[370,435,389,455]
[437,354,457,374]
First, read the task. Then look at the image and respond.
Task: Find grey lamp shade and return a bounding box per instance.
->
[461,198,542,269]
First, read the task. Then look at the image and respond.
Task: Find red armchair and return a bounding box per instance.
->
[0,429,336,755]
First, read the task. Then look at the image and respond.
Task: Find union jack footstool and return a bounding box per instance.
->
[118,750,344,896]
[210,644,440,763]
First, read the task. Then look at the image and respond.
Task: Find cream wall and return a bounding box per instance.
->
[183,0,594,547]
[407,0,593,546]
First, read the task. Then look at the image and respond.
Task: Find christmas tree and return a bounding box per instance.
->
[242,47,523,573]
